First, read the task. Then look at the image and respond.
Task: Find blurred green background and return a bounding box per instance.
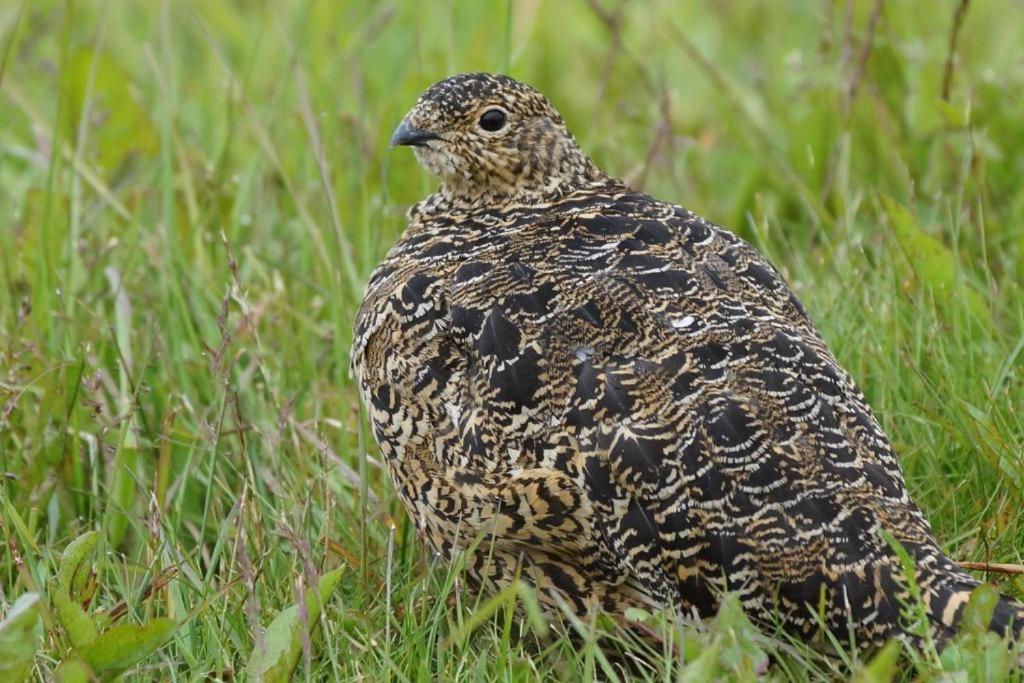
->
[2,0,1023,679]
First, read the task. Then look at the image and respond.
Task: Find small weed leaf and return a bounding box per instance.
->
[75,618,177,675]
[65,48,159,178]
[623,606,653,623]
[53,657,94,683]
[880,193,992,330]
[677,636,723,682]
[49,580,99,649]
[938,582,1015,680]
[960,584,1000,634]
[58,531,101,602]
[881,194,955,288]
[852,639,902,683]
[0,593,43,683]
[245,567,345,683]
[940,631,1012,681]
[712,593,769,677]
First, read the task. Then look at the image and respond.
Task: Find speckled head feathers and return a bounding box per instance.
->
[392,73,605,203]
[414,73,563,122]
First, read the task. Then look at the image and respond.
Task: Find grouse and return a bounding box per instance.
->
[351,72,1023,650]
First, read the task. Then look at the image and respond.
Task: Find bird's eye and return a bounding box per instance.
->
[478,109,507,132]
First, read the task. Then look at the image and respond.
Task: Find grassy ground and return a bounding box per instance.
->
[2,0,1023,679]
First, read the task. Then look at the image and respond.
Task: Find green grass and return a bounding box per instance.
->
[2,0,1023,679]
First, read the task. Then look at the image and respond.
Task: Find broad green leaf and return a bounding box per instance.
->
[679,631,707,665]
[880,194,992,330]
[882,194,955,287]
[938,640,968,677]
[970,631,1011,680]
[712,593,768,677]
[66,48,158,177]
[58,531,101,602]
[53,658,94,683]
[244,567,345,683]
[940,631,1011,681]
[49,581,99,649]
[677,635,722,682]
[940,587,1014,682]
[0,593,43,683]
[852,639,901,683]
[623,606,653,623]
[960,584,999,634]
[76,618,177,674]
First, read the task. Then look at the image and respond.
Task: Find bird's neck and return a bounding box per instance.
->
[415,154,617,219]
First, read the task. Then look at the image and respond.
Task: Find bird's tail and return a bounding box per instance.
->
[917,553,1024,649]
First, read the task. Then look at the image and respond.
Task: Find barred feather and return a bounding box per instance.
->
[351,73,1024,650]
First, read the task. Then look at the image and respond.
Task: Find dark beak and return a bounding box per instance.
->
[389,119,441,148]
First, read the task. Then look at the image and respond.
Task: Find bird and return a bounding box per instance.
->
[351,72,1023,652]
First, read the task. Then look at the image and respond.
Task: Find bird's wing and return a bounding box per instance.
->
[354,194,1005,638]
[441,194,966,634]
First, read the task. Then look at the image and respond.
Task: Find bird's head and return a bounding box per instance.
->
[390,73,605,203]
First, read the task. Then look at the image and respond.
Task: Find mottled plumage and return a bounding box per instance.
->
[352,73,1023,650]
